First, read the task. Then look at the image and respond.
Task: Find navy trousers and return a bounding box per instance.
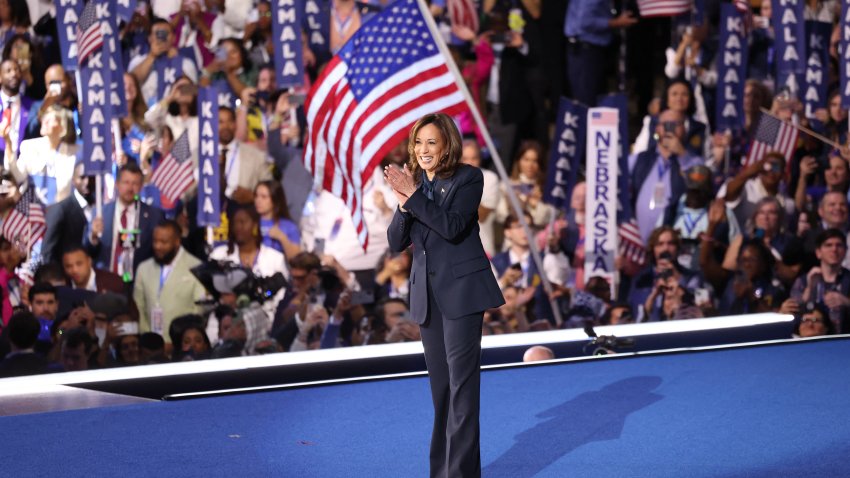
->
[566,41,607,107]
[420,281,484,478]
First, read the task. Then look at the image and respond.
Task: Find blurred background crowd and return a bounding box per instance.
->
[0,0,845,377]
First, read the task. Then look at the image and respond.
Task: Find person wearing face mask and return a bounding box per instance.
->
[384,113,504,478]
[133,219,206,340]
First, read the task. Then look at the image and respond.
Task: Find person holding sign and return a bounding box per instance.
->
[385,113,504,478]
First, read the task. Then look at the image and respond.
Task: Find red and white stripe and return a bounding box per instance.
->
[151,156,195,205]
[744,119,799,167]
[2,207,45,251]
[447,0,479,33]
[636,0,692,17]
[304,55,466,248]
[618,219,647,266]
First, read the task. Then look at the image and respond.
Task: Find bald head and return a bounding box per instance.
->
[523,345,555,362]
[45,65,66,84]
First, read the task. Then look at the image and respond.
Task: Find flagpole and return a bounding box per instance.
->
[414,0,563,326]
[759,107,840,149]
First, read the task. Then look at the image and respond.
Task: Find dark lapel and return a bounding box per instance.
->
[435,172,457,208]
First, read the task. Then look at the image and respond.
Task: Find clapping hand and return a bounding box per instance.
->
[383,164,416,206]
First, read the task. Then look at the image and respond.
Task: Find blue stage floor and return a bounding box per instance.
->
[2,337,848,477]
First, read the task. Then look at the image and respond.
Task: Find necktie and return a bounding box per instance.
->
[220,147,228,202]
[113,206,129,273]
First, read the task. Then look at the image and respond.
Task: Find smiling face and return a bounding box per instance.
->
[413,123,446,178]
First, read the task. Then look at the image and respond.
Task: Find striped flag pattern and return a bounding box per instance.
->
[447,0,479,33]
[151,131,194,206]
[744,113,799,166]
[77,0,104,65]
[304,0,466,248]
[636,0,692,17]
[2,187,45,252]
[619,219,647,266]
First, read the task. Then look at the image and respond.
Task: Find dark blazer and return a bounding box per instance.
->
[42,193,89,265]
[491,251,540,287]
[84,201,165,274]
[0,352,48,378]
[388,165,504,323]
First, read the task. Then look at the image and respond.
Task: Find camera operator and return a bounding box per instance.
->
[642,256,703,321]
[210,206,288,321]
[628,226,709,322]
[272,252,365,351]
[354,298,419,345]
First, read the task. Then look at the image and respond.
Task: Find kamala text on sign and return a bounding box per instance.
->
[80,52,113,175]
[56,0,82,70]
[304,0,329,55]
[197,87,221,227]
[803,21,831,121]
[95,0,128,117]
[840,3,850,108]
[543,98,586,209]
[717,4,748,132]
[773,0,805,94]
[272,0,305,88]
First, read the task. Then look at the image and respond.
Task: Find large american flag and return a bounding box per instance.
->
[2,187,45,251]
[447,0,479,33]
[744,113,799,166]
[304,0,465,248]
[151,131,194,206]
[77,0,104,65]
[636,0,692,17]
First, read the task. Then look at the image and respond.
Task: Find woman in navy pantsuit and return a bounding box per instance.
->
[385,113,505,478]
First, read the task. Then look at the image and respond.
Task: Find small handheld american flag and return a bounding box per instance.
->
[744,113,799,166]
[151,131,195,207]
[2,187,46,253]
[636,0,692,17]
[77,0,105,66]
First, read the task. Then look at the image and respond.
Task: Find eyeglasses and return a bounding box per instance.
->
[291,274,308,281]
[801,317,824,324]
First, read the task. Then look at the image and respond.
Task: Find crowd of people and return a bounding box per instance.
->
[0,0,845,377]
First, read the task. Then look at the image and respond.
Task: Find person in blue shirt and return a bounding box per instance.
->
[564,0,637,106]
[254,179,301,260]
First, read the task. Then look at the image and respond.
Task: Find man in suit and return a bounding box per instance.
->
[219,106,272,215]
[42,162,93,265]
[385,114,504,478]
[491,212,540,289]
[85,162,164,280]
[61,245,127,295]
[0,60,40,159]
[0,311,48,378]
[133,219,206,340]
